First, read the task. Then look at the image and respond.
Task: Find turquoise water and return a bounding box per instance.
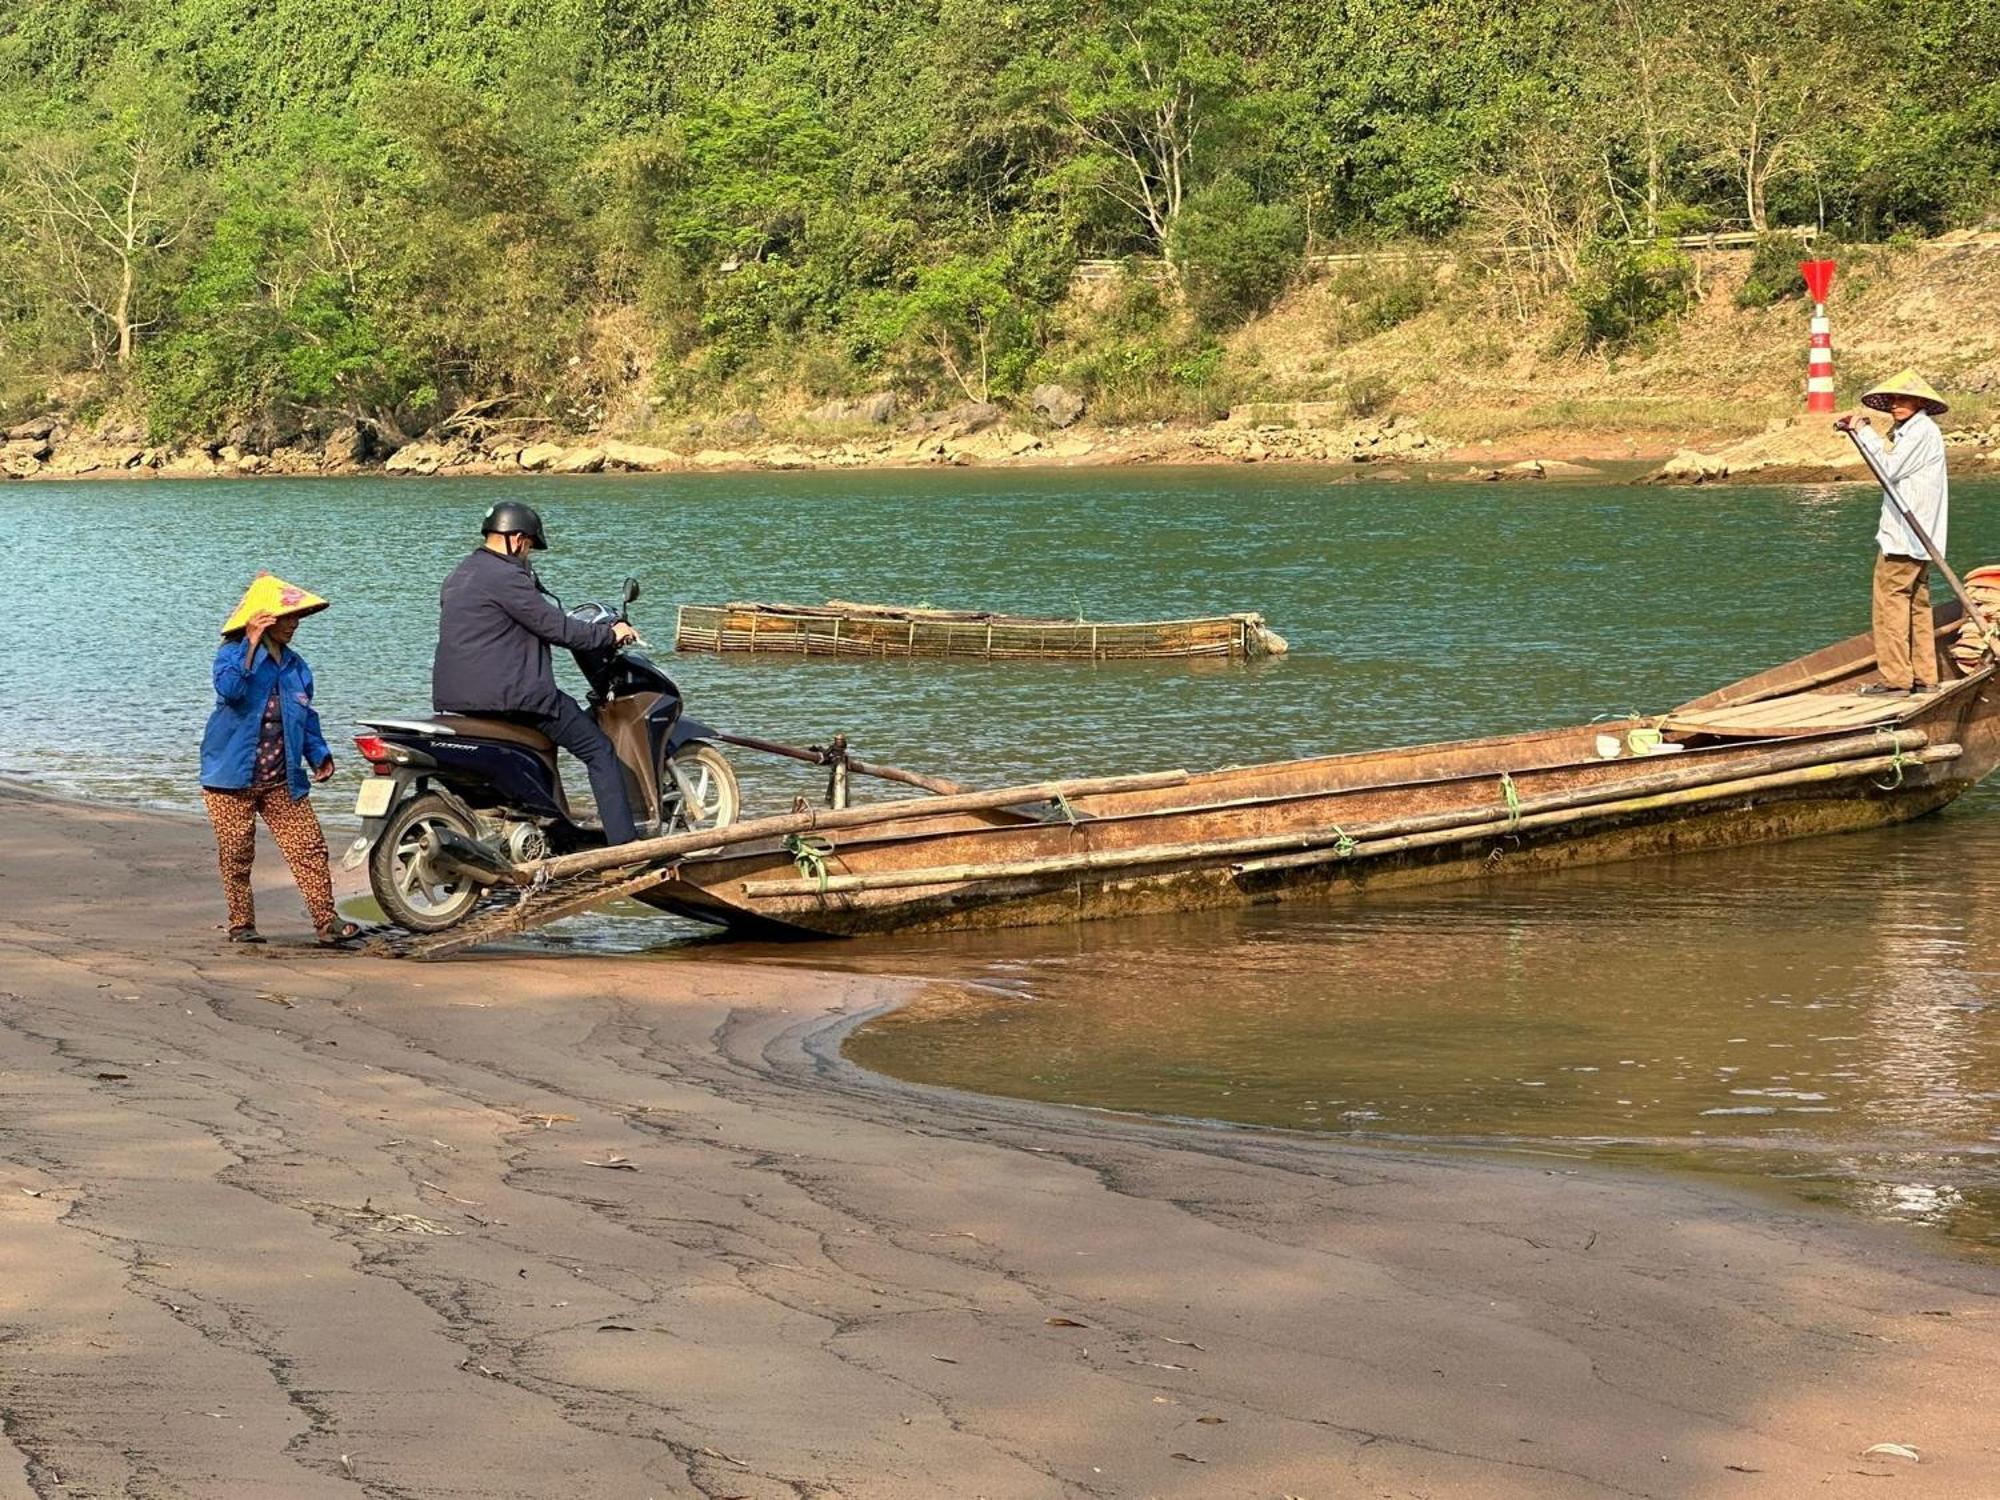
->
[7,466,2000,1252]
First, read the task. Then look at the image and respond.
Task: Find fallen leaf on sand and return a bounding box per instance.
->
[930,1354,959,1364]
[338,1455,353,1476]
[597,1324,638,1333]
[20,1188,44,1198]
[96,1071,129,1081]
[1131,1359,1192,1371]
[583,1157,638,1171]
[1195,1416,1226,1425]
[524,1112,577,1127]
[1046,1317,1087,1328]
[1862,1443,1920,1462]
[1169,1452,1206,1463]
[699,1447,749,1467]
[256,991,295,1008]
[1163,1336,1207,1350]
[1725,1464,1762,1473]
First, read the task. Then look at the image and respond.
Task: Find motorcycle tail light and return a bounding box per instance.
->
[353,734,394,764]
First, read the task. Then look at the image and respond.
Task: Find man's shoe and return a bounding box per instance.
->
[1857,683,1908,697]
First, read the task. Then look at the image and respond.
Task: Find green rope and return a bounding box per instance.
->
[1874,731,1913,791]
[784,833,836,893]
[1331,825,1357,859]
[1049,791,1078,826]
[1499,771,1522,830]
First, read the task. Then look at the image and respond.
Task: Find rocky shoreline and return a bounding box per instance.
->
[10,398,2000,487]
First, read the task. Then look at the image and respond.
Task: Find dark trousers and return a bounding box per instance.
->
[537,694,640,844]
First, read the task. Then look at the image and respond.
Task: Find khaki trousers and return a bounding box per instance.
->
[1872,553,1938,691]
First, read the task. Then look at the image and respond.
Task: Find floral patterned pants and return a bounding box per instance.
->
[201,784,337,933]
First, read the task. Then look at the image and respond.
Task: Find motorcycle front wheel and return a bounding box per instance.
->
[664,744,741,833]
[368,791,485,932]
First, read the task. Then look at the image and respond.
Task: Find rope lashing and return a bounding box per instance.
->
[1874,731,1914,791]
[1498,771,1522,830]
[1049,791,1079,827]
[1331,825,1357,859]
[784,833,837,894]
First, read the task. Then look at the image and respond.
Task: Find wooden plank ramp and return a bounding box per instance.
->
[368,865,675,961]
[1664,689,1927,737]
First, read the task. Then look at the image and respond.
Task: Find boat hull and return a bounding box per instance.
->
[641,663,2000,939]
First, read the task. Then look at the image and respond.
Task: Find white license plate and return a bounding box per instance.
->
[354,779,397,818]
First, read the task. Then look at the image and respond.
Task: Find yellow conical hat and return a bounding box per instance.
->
[1861,368,1948,416]
[220,572,330,639]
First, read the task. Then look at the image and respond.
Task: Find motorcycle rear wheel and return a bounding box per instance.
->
[368,791,484,933]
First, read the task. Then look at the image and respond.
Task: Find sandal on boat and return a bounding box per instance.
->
[316,921,364,948]
[227,926,266,945]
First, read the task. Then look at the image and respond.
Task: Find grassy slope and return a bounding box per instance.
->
[1225,235,2000,457]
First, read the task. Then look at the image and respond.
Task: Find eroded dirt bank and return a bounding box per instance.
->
[2,783,1997,1498]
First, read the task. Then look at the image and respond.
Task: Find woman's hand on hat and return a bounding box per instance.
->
[244,611,279,646]
[313,757,336,783]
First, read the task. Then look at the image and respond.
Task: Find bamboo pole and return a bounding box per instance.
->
[1239,745,1959,876]
[738,733,1939,898]
[521,769,1192,883]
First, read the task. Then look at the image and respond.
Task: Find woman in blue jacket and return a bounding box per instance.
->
[200,574,359,945]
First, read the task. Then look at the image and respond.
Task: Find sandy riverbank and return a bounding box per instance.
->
[3,782,1998,1498]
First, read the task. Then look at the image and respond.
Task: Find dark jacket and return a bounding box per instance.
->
[201,642,331,799]
[432,547,615,716]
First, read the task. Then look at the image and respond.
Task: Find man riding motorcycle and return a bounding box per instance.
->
[432,501,641,845]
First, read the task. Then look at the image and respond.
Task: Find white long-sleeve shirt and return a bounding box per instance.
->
[1860,410,1948,561]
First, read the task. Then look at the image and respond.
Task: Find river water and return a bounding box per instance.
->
[6,467,1999,1253]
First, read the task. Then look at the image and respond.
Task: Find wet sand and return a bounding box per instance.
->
[2,782,1998,1498]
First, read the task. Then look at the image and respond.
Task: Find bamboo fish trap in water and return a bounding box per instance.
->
[674,599,1289,662]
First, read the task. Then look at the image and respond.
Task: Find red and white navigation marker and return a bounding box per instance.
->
[1800,257,1837,413]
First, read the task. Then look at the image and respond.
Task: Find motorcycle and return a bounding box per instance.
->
[343,578,740,932]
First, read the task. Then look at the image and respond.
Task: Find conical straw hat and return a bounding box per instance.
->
[1861,368,1948,416]
[220,572,330,639]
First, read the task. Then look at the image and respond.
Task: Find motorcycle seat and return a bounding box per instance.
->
[432,714,556,753]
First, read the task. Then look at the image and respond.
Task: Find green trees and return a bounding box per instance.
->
[1,0,1997,433]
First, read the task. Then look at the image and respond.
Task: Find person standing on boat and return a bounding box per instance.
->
[1837,369,1950,697]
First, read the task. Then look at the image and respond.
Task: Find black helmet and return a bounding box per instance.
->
[481,500,548,551]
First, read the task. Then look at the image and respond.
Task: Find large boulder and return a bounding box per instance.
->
[1030,383,1085,429]
[551,445,606,475]
[3,452,42,479]
[517,441,567,472]
[6,436,54,463]
[915,400,1003,438]
[95,419,143,445]
[802,398,853,425]
[323,426,369,467]
[601,440,676,471]
[720,410,763,439]
[857,391,899,425]
[7,416,57,442]
[384,442,447,476]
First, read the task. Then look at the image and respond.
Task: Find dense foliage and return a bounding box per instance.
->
[3,0,1996,439]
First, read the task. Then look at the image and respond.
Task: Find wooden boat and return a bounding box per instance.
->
[674,599,1288,661]
[384,605,2000,958]
[622,612,2000,938]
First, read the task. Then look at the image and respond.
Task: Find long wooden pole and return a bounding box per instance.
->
[739,732,1936,898]
[711,729,965,796]
[1841,423,1998,655]
[1242,745,1958,875]
[522,768,1191,883]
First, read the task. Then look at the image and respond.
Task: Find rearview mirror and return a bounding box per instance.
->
[622,577,642,605]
